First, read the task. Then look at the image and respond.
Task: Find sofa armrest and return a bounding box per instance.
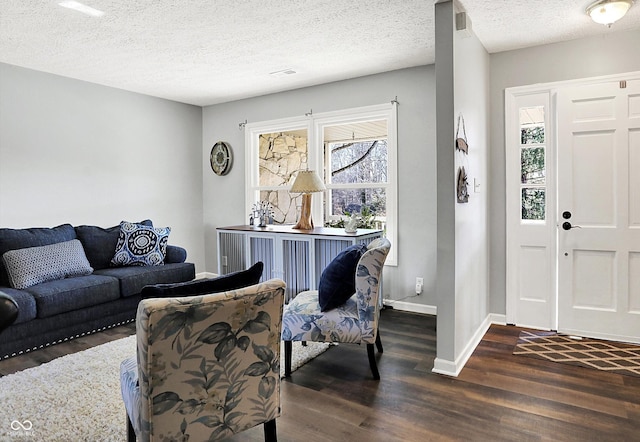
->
[0,291,19,333]
[165,245,187,264]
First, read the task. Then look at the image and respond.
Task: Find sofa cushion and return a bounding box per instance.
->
[0,224,77,286]
[318,244,367,312]
[165,245,187,264]
[141,262,263,299]
[0,289,37,324]
[2,239,93,290]
[23,275,120,318]
[94,262,196,298]
[76,220,152,270]
[111,222,170,267]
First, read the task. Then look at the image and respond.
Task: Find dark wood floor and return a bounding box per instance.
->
[2,309,639,441]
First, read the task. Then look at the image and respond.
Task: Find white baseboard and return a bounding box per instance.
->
[383,299,437,315]
[431,313,506,377]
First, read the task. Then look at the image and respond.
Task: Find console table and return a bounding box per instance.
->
[216,225,383,301]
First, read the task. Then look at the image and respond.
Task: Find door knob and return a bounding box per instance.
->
[562,222,581,230]
[562,211,572,219]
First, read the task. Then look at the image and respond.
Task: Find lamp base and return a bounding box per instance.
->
[293,193,314,230]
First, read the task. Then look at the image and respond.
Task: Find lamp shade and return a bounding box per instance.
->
[290,170,326,193]
[586,0,633,25]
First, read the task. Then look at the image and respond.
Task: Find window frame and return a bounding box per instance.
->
[245,103,397,266]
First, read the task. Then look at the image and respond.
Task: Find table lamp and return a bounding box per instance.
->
[290,170,325,230]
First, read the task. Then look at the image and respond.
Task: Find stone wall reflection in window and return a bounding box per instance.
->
[258,130,308,223]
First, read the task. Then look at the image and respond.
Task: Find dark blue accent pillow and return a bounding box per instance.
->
[141,262,264,299]
[318,244,367,312]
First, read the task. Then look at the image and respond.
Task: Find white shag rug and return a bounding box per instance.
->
[0,336,330,441]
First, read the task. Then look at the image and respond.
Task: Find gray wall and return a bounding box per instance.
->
[202,66,436,304]
[489,29,640,315]
[435,0,490,370]
[0,63,206,271]
[453,9,490,359]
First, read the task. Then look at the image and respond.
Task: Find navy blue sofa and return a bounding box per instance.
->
[0,221,195,359]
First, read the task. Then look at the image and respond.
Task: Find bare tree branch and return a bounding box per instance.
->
[332,141,378,176]
[331,142,355,154]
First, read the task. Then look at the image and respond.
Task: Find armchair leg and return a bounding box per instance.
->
[375,329,383,353]
[126,414,136,442]
[367,344,380,380]
[284,340,292,377]
[264,418,277,442]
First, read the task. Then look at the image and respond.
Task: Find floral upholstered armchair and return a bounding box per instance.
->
[281,238,391,379]
[120,279,285,442]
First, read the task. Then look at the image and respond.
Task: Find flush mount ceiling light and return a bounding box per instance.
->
[586,0,634,26]
[58,1,105,17]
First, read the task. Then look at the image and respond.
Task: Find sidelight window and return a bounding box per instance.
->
[519,106,546,221]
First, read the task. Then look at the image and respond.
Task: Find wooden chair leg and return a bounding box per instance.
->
[284,340,292,377]
[375,328,383,353]
[126,414,136,442]
[367,343,380,380]
[264,418,277,442]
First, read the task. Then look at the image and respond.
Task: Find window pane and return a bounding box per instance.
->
[259,130,308,187]
[329,188,386,218]
[259,190,301,225]
[521,147,545,184]
[519,106,545,144]
[329,140,388,184]
[521,188,545,221]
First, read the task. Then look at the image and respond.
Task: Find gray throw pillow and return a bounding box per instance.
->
[2,239,93,289]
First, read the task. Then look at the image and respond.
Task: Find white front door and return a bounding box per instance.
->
[557,80,640,343]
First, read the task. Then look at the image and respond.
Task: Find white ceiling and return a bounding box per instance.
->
[1,1,638,106]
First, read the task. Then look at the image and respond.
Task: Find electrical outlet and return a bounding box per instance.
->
[222,256,228,266]
[415,277,423,295]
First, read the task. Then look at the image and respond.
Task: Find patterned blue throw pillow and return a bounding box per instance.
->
[111,222,171,267]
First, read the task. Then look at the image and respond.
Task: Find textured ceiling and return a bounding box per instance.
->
[0,1,638,106]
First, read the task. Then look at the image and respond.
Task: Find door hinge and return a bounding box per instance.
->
[620,80,627,89]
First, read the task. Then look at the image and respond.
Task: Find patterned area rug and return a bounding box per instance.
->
[0,336,330,441]
[513,330,640,377]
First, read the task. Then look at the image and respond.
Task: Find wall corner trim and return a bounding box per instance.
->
[432,313,505,377]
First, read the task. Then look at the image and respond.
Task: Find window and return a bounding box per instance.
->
[519,106,546,221]
[257,129,308,224]
[245,104,397,265]
[322,121,388,228]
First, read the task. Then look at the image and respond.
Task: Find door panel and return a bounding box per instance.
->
[629,252,640,312]
[571,131,615,226]
[631,129,640,226]
[557,80,640,343]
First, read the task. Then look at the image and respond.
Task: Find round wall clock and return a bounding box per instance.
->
[210,141,232,176]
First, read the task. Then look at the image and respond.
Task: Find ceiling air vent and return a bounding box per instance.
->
[269,68,297,78]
